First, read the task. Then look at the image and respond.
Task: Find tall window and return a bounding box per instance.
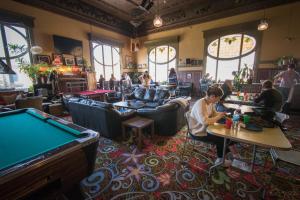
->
[92,42,121,80]
[205,34,256,81]
[0,23,32,88]
[148,45,176,82]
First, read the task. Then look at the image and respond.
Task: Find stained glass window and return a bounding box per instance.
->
[149,45,176,82]
[0,24,31,89]
[206,34,256,81]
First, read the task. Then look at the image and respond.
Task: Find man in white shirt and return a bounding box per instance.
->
[189,86,236,166]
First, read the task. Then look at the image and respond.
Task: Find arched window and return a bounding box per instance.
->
[205,33,256,81]
[0,23,32,88]
[92,42,121,81]
[148,45,176,82]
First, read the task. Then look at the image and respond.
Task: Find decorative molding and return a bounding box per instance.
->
[14,0,298,37]
[0,8,35,27]
[137,0,299,36]
[14,0,133,36]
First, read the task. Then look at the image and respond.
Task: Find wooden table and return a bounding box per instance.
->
[223,103,263,114]
[207,123,291,173]
[122,117,154,150]
[225,95,256,105]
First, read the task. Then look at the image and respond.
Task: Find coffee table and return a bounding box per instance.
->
[113,101,145,110]
[122,117,154,149]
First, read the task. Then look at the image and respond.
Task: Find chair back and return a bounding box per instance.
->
[274,112,289,130]
[15,96,43,110]
[185,111,192,134]
[287,84,300,110]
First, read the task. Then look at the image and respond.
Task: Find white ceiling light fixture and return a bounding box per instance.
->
[30,45,43,55]
[153,15,163,27]
[258,10,269,31]
[153,0,163,28]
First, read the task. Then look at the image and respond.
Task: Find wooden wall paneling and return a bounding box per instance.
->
[177,70,202,96]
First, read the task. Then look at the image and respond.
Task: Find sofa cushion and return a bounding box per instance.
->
[91,101,113,109]
[153,89,169,102]
[134,87,146,100]
[157,103,178,112]
[78,99,94,105]
[143,88,156,101]
[144,102,160,108]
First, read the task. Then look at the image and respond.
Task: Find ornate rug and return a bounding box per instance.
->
[79,117,300,200]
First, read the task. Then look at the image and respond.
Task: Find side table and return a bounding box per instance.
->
[122,117,154,150]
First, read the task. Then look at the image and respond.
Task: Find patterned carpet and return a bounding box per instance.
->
[79,116,300,200]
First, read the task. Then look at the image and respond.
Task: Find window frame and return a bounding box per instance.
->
[148,45,177,82]
[90,41,121,80]
[203,21,262,82]
[0,21,33,87]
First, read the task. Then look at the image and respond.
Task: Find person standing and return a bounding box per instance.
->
[168,68,178,86]
[98,75,105,89]
[274,64,300,101]
[109,74,116,90]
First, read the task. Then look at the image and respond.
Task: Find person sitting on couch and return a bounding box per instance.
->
[139,71,152,88]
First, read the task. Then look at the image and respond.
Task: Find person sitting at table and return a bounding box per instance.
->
[138,71,152,88]
[274,63,300,101]
[109,74,116,90]
[254,80,283,121]
[221,79,233,101]
[216,80,234,112]
[189,85,239,166]
[98,74,105,89]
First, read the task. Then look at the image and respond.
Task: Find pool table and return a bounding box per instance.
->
[0,108,99,199]
[74,89,114,101]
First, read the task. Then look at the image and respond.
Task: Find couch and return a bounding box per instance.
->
[68,99,135,139]
[137,98,190,136]
[125,87,170,108]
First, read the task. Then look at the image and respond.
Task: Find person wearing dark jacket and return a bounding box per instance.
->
[254,80,283,122]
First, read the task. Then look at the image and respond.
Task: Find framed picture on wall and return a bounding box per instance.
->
[52,54,63,65]
[125,55,133,68]
[75,56,84,66]
[36,55,51,64]
[63,54,76,65]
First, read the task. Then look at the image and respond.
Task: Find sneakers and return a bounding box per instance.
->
[214,158,232,167]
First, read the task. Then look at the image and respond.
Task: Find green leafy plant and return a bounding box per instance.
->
[233,64,253,91]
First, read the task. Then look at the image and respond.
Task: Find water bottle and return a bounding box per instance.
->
[232,114,240,129]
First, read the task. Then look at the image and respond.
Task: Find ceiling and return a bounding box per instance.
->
[15,0,298,37]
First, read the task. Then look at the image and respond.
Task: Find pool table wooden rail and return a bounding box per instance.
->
[0,108,99,200]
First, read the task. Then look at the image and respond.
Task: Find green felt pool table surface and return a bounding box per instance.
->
[0,109,85,171]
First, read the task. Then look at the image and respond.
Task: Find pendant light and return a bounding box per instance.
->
[153,0,163,27]
[30,45,43,55]
[258,9,268,31]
